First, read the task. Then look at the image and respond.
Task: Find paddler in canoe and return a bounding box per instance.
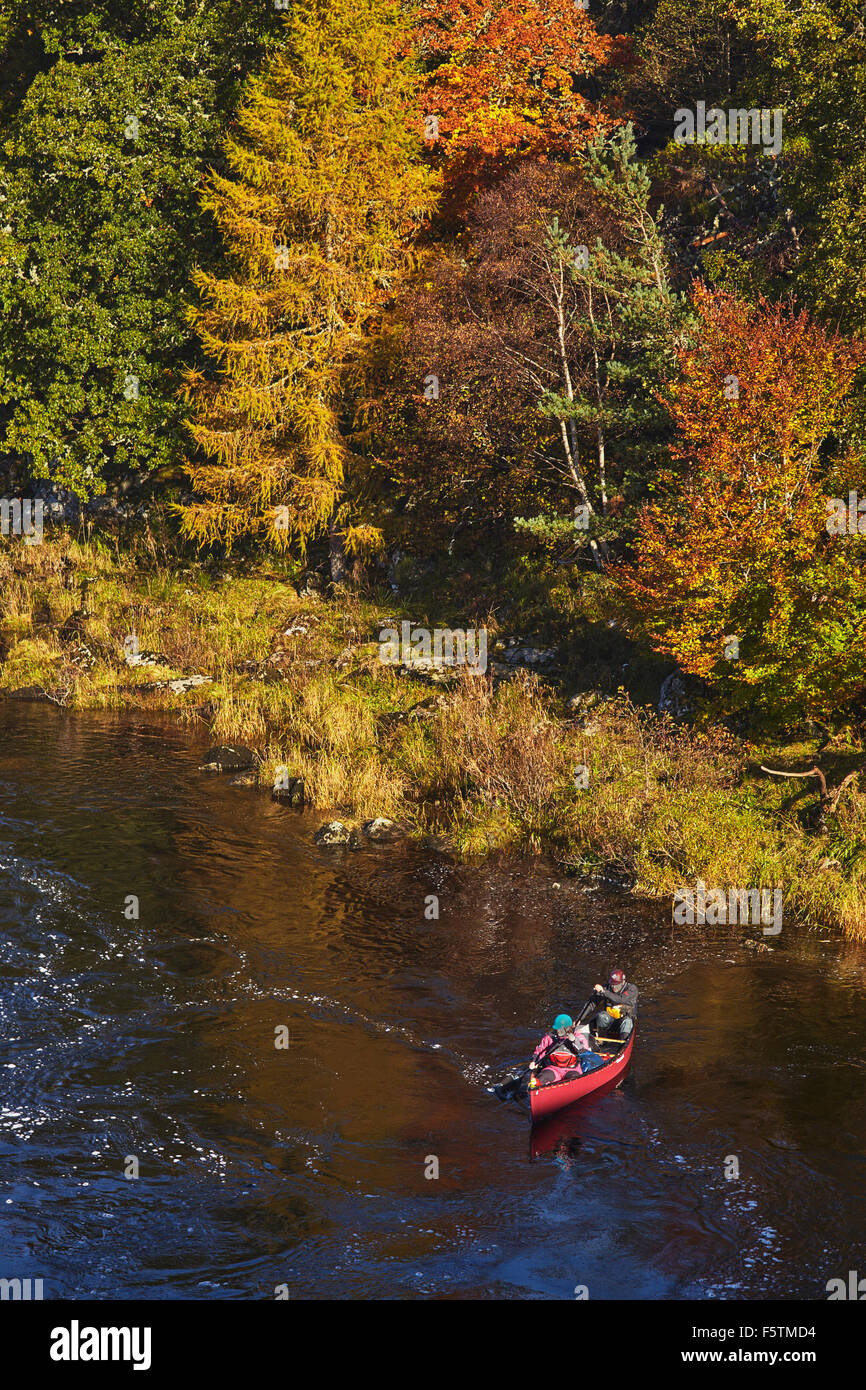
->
[588,967,638,1042]
[492,972,639,1101]
[528,1012,606,1089]
[492,1007,599,1100]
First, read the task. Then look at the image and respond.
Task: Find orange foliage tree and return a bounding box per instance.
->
[412,0,631,197]
[618,284,866,725]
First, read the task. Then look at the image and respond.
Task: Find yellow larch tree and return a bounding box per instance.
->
[179,0,439,569]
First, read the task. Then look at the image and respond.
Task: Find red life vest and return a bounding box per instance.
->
[549,1046,579,1068]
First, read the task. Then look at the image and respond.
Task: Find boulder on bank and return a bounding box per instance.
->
[124,648,165,668]
[198,744,257,773]
[658,671,697,722]
[314,820,352,846]
[153,675,212,694]
[502,644,558,670]
[362,817,405,843]
[566,690,602,718]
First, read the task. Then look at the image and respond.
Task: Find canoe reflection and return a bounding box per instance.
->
[530,1070,626,1160]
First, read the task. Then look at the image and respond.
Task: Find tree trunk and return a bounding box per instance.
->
[328,514,349,584]
[553,280,595,512]
[586,285,608,514]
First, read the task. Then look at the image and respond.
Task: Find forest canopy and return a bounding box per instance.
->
[2,0,866,726]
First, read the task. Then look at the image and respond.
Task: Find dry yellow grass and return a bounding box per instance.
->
[2,532,865,936]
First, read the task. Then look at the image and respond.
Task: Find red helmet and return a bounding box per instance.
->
[609,968,626,990]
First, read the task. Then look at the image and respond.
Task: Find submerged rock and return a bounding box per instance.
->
[419,833,454,854]
[314,820,351,846]
[198,744,256,773]
[272,774,306,807]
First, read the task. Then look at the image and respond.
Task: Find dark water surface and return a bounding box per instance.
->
[1,703,864,1300]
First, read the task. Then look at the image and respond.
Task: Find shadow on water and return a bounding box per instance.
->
[1,703,865,1299]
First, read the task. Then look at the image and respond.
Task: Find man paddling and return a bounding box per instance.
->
[590,968,638,1041]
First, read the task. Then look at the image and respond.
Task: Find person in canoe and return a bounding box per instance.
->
[529,1013,605,1088]
[590,968,638,1041]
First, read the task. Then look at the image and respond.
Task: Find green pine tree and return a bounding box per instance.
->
[540,125,683,524]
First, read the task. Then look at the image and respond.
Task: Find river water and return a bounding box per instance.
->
[0,703,864,1300]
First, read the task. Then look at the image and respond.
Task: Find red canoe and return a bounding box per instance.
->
[528,1028,635,1122]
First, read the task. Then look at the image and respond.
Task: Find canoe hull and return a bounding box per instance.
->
[528,1029,635,1122]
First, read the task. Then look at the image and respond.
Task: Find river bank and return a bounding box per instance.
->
[2,529,865,937]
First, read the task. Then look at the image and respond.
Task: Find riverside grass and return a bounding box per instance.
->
[2,530,865,938]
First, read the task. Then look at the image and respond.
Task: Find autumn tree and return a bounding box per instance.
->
[179,0,438,567]
[621,0,752,139]
[619,284,866,725]
[376,162,605,562]
[413,0,631,202]
[375,147,677,567]
[373,206,554,559]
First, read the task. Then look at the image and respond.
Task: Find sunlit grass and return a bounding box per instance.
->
[2,531,865,936]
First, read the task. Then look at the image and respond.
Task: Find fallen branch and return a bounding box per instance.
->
[760,763,862,814]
